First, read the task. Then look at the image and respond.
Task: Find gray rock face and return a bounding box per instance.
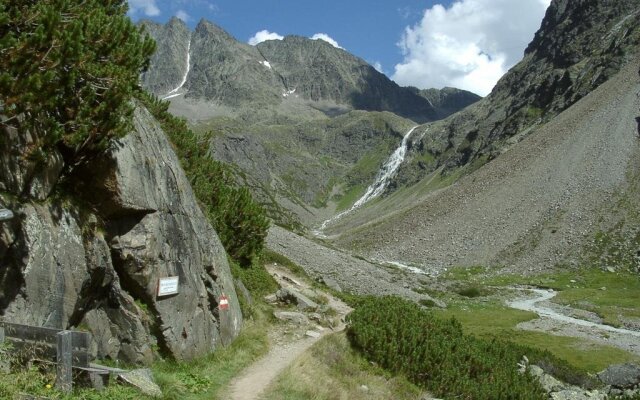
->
[0,105,242,363]
[83,106,243,359]
[598,363,640,389]
[529,365,607,400]
[0,116,63,200]
[256,36,439,123]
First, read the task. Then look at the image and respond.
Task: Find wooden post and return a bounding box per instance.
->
[0,326,7,373]
[56,331,72,393]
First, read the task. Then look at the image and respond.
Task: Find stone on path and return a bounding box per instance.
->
[273,311,309,325]
[119,368,162,398]
[276,288,318,311]
[305,330,321,338]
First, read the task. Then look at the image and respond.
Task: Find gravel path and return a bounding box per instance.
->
[332,60,640,275]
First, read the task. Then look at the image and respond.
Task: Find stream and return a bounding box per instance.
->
[508,288,640,338]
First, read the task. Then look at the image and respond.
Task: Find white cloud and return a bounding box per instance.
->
[392,0,551,96]
[248,30,284,45]
[372,61,383,73]
[311,33,343,49]
[127,0,161,17]
[175,9,190,22]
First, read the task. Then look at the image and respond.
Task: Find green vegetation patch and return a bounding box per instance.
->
[437,266,640,373]
[260,250,309,279]
[153,313,270,400]
[230,261,278,300]
[444,265,490,281]
[335,184,366,211]
[348,296,549,399]
[436,303,637,374]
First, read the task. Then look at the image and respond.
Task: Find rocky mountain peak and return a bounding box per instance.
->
[194,18,236,43]
[141,19,453,123]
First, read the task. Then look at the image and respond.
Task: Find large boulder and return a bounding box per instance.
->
[82,106,243,360]
[598,363,640,389]
[0,105,243,363]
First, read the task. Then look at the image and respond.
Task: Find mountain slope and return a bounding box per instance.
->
[332,57,640,274]
[321,0,640,274]
[413,87,481,120]
[140,17,191,96]
[392,0,640,190]
[255,36,439,122]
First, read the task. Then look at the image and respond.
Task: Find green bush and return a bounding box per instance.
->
[418,298,437,307]
[456,285,492,298]
[138,93,269,266]
[0,0,155,171]
[230,261,278,300]
[347,296,548,399]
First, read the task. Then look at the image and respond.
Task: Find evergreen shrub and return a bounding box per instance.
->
[0,0,155,170]
[347,296,550,399]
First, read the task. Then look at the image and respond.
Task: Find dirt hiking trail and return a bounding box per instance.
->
[226,264,352,400]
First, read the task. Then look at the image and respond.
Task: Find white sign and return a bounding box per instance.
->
[0,209,14,221]
[157,276,179,297]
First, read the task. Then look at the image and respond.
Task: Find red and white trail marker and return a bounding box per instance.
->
[219,294,229,311]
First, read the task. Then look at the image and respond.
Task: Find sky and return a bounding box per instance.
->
[127,0,551,96]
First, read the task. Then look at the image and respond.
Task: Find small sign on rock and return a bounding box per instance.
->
[157,277,179,297]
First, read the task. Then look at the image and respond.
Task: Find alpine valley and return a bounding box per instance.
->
[140,0,640,279]
[2,0,640,398]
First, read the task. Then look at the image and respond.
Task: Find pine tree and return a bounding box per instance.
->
[0,0,155,170]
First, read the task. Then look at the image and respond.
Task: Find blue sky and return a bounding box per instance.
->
[128,0,550,96]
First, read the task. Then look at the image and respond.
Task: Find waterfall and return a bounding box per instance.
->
[162,38,191,100]
[315,126,419,233]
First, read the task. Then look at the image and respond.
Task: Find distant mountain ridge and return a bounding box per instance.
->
[139,17,479,123]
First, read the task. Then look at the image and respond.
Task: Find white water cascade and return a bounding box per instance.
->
[162,39,191,100]
[315,125,419,233]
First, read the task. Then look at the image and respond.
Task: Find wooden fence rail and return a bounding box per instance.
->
[0,321,94,393]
